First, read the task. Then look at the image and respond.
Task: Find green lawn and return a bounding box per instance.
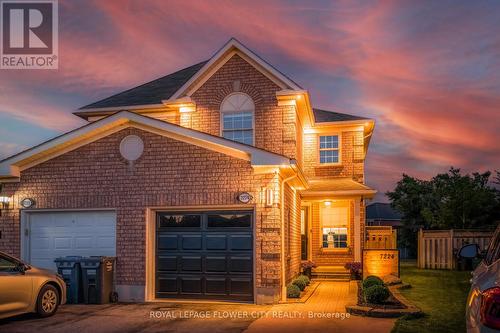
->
[391,261,471,333]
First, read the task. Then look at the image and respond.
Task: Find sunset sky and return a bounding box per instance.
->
[0,0,499,201]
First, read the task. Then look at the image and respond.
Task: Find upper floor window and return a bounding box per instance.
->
[319,135,339,164]
[220,93,254,145]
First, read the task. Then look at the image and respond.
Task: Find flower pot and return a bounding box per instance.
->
[303,267,312,278]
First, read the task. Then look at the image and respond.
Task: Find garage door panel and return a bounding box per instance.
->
[230,278,252,295]
[181,256,202,271]
[156,210,253,301]
[205,256,227,272]
[27,211,116,271]
[157,256,178,271]
[229,256,252,273]
[182,236,202,250]
[205,278,227,295]
[181,277,202,294]
[157,235,178,250]
[229,235,252,250]
[205,235,227,250]
[157,276,178,293]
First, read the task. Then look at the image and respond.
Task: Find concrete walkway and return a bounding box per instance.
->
[244,281,395,333]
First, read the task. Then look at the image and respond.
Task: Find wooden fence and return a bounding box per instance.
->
[365,226,397,249]
[417,229,494,269]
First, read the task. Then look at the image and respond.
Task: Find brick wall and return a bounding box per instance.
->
[303,130,364,183]
[188,54,299,159]
[0,127,283,296]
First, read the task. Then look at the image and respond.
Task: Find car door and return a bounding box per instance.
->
[0,254,33,316]
[466,228,500,331]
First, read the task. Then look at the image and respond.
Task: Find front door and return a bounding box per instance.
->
[301,208,308,260]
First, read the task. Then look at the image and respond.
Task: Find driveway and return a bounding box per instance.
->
[0,282,395,333]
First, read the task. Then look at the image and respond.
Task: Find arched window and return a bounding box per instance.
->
[220,93,254,145]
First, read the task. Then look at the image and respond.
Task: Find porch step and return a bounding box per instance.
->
[311,266,351,281]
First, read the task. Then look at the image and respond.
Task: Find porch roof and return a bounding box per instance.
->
[301,178,377,198]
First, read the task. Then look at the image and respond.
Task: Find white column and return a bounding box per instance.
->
[354,198,361,262]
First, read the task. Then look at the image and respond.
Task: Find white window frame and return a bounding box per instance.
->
[320,202,350,250]
[220,93,255,145]
[318,134,341,165]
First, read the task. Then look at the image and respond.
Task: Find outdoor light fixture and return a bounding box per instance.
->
[0,196,11,216]
[324,201,332,206]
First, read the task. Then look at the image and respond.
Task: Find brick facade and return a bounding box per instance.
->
[0,127,285,301]
[0,51,371,303]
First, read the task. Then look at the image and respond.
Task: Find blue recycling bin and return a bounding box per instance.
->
[80,256,116,304]
[54,256,83,304]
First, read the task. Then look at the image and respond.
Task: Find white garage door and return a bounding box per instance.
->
[25,211,116,271]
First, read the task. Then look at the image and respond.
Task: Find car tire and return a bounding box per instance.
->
[36,284,59,317]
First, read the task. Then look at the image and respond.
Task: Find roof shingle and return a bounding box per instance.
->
[79,61,208,110]
[313,108,369,123]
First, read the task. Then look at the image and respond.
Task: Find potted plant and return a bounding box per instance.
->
[301,260,317,278]
[344,261,362,280]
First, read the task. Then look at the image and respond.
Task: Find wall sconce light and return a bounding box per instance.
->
[324,201,332,207]
[0,196,11,216]
[265,188,274,206]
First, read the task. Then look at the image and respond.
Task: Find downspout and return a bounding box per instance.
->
[280,162,298,301]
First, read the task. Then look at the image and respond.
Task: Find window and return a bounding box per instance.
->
[0,256,17,272]
[321,204,349,248]
[158,214,201,228]
[207,214,252,228]
[221,93,254,145]
[319,135,339,164]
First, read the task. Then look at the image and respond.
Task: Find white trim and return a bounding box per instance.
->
[317,133,342,166]
[0,111,291,179]
[169,38,302,101]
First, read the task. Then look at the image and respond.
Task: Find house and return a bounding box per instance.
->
[0,38,376,304]
[366,202,403,228]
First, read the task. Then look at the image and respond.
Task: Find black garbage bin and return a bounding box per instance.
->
[54,256,83,304]
[80,256,116,304]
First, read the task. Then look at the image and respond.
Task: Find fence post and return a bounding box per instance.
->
[418,228,423,268]
[449,229,454,269]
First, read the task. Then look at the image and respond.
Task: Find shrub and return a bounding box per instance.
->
[292,277,307,291]
[287,284,301,298]
[364,285,390,304]
[296,274,310,286]
[362,275,384,289]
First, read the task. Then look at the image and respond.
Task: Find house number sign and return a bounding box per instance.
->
[237,192,253,204]
[362,249,400,279]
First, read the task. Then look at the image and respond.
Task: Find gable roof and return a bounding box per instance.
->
[0,111,291,181]
[78,61,207,111]
[75,38,305,118]
[167,38,302,101]
[366,203,402,221]
[313,108,370,123]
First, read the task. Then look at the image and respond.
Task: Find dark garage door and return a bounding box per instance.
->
[155,211,253,301]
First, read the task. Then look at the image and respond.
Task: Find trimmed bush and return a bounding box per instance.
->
[287,284,301,298]
[362,275,384,289]
[296,274,310,286]
[364,285,390,304]
[292,277,307,291]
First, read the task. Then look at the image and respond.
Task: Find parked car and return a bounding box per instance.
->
[0,251,66,319]
[460,225,500,332]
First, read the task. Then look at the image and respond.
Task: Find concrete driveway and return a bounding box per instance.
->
[0,282,395,333]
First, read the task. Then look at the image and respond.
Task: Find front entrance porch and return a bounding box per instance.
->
[299,179,376,274]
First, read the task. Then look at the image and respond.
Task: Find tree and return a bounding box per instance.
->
[387,167,500,256]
